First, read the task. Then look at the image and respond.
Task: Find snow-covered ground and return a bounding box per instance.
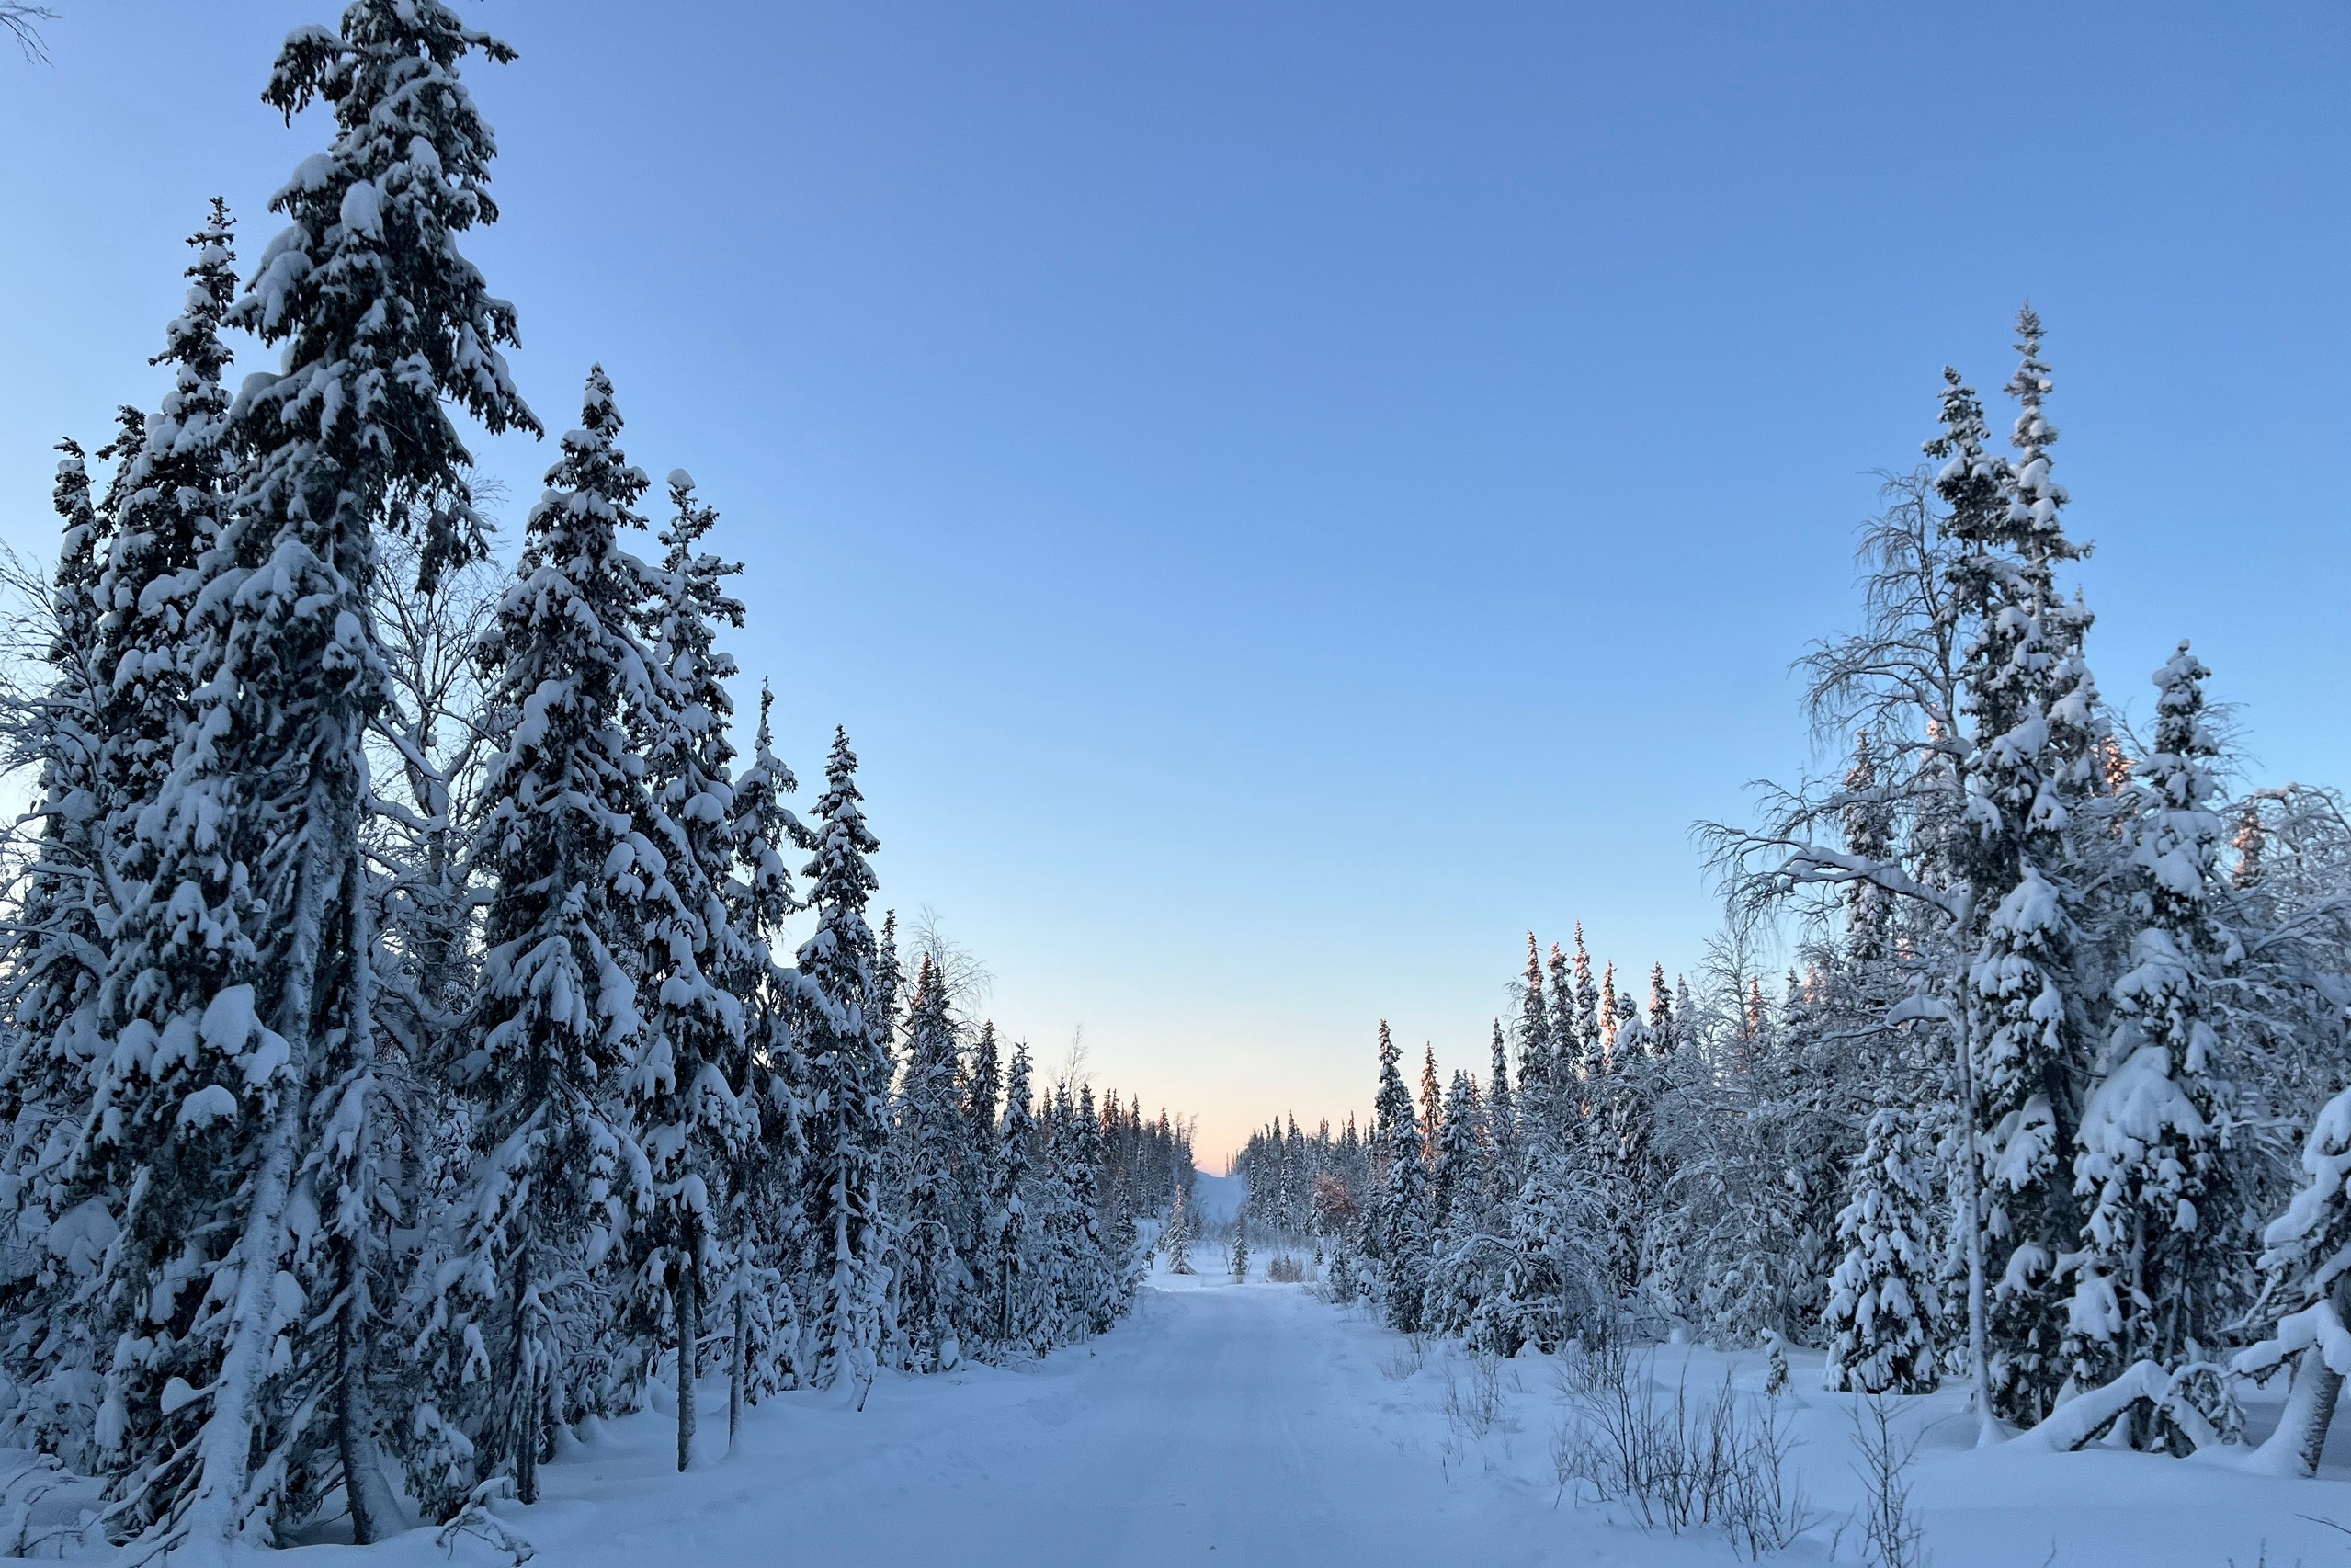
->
[273,1262,2351,1567]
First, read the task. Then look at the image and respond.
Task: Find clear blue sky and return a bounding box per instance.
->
[6,3,2345,1163]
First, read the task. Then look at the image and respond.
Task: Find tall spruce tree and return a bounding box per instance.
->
[1946,309,2104,1426]
[82,4,536,1547]
[721,685,809,1422]
[630,470,754,1471]
[411,369,662,1514]
[895,957,969,1370]
[2069,643,2235,1414]
[1515,936,1552,1118]
[1370,1022,1429,1333]
[1417,1045,1444,1170]
[6,209,245,1483]
[0,441,119,1473]
[794,731,889,1392]
[987,1044,1039,1331]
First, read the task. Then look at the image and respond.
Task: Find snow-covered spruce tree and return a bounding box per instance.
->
[1035,1082,1103,1345]
[1485,1019,1517,1198]
[1842,733,1897,968]
[952,1019,1003,1346]
[1418,1045,1445,1170]
[1424,1068,1499,1338]
[1106,1176,1141,1312]
[1020,1087,1074,1345]
[1598,984,1661,1296]
[0,440,119,1472]
[83,6,536,1547]
[1512,936,1552,1142]
[1369,1021,1429,1332]
[2066,643,2238,1426]
[6,210,247,1476]
[984,1044,1038,1340]
[1949,310,2106,1426]
[1481,939,1596,1353]
[793,729,890,1394]
[85,207,240,953]
[1569,929,1603,1085]
[964,1021,1003,1166]
[410,368,655,1515]
[1823,1096,1941,1394]
[894,956,970,1370]
[1429,1069,1482,1241]
[1231,1204,1250,1283]
[1546,943,1580,1121]
[1073,1083,1116,1332]
[627,469,755,1471]
[1162,1172,1194,1277]
[1494,1077,1605,1356]
[720,685,811,1417]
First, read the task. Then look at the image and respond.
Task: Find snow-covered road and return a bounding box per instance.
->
[292,1270,2351,1568]
[763,1277,1547,1567]
[294,1275,1579,1568]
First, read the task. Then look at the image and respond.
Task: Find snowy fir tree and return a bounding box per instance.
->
[1423,1068,1499,1338]
[2067,643,2236,1420]
[0,440,119,1476]
[417,368,663,1511]
[1945,312,2107,1426]
[1163,1178,1195,1276]
[629,467,755,1471]
[985,1044,1038,1324]
[893,957,969,1371]
[1486,1017,1517,1196]
[793,729,889,1393]
[1823,1096,1941,1395]
[70,1,541,1547]
[1230,1204,1249,1283]
[1369,1023,1430,1333]
[717,684,810,1423]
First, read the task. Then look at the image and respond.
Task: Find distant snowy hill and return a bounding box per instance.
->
[1187,1170,1246,1225]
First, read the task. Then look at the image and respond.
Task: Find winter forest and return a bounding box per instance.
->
[5,3,2349,1567]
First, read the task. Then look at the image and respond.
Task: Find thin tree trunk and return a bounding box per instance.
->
[515,1373,539,1506]
[677,1254,698,1472]
[1954,976,1995,1446]
[730,1265,747,1448]
[338,1296,379,1544]
[511,1249,541,1506]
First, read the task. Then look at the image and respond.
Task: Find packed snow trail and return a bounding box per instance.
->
[759,1278,1532,1567]
[289,1276,1580,1567]
[400,1279,1555,1566]
[289,1270,2351,1568]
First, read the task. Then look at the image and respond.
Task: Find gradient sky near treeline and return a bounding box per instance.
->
[4,2,2345,1164]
